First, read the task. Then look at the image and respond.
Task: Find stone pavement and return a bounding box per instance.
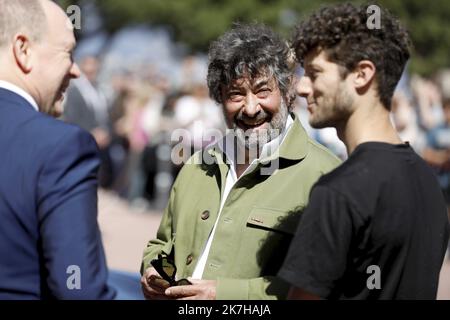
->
[97,190,450,300]
[98,190,161,273]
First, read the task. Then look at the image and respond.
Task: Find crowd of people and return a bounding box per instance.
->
[62,55,450,215]
[62,54,225,210]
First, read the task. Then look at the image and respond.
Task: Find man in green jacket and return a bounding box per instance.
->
[140,23,341,300]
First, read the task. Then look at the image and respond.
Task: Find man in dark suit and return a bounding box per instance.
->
[63,55,114,188]
[0,0,115,299]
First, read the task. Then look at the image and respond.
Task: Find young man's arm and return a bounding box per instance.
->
[278,185,356,299]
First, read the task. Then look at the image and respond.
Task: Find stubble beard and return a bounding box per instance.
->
[309,83,354,129]
[233,99,289,151]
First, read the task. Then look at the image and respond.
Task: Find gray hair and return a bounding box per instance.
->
[0,0,47,48]
[207,23,295,109]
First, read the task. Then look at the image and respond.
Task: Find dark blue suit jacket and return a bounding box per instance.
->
[0,88,115,299]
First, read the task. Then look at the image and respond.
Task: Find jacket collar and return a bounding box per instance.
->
[262,112,308,162]
[0,81,39,112]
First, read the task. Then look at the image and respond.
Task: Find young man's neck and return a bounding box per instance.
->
[337,100,403,155]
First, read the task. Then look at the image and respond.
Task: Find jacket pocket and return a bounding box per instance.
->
[246,207,300,235]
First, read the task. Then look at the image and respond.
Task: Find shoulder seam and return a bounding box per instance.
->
[314,183,365,221]
[307,138,342,163]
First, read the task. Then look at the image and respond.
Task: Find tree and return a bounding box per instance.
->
[59,0,450,75]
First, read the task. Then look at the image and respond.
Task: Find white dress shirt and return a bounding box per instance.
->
[0,80,39,112]
[191,115,295,279]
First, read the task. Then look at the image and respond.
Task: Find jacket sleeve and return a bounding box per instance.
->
[140,184,176,275]
[37,126,115,300]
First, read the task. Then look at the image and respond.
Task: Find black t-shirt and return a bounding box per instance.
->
[278,142,449,299]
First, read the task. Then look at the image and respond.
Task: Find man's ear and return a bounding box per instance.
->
[286,74,296,111]
[353,60,376,90]
[12,34,33,74]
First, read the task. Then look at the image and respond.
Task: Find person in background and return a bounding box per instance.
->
[422,97,450,225]
[63,55,114,188]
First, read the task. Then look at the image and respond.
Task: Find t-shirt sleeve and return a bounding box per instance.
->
[278,185,355,298]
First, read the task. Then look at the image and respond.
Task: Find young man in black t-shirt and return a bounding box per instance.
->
[278,4,449,299]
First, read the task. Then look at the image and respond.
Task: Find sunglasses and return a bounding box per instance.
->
[150,254,192,286]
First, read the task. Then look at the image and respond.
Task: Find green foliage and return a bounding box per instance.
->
[376,0,450,75]
[65,0,450,75]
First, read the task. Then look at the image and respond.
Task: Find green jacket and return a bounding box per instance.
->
[141,114,341,299]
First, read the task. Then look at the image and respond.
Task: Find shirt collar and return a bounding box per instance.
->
[0,80,39,112]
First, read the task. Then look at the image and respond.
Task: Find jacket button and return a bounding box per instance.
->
[201,210,210,220]
[186,254,194,265]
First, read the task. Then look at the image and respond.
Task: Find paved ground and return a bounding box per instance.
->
[97,190,450,300]
[98,190,161,273]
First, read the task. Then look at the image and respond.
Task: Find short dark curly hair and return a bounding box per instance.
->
[207,23,295,108]
[292,3,411,109]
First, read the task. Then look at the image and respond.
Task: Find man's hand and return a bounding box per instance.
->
[165,279,216,300]
[140,267,172,300]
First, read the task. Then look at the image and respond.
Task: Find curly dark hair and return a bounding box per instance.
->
[207,23,295,108]
[292,3,411,109]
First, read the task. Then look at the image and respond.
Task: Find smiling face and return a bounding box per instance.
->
[297,49,354,129]
[30,0,80,116]
[221,74,289,150]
